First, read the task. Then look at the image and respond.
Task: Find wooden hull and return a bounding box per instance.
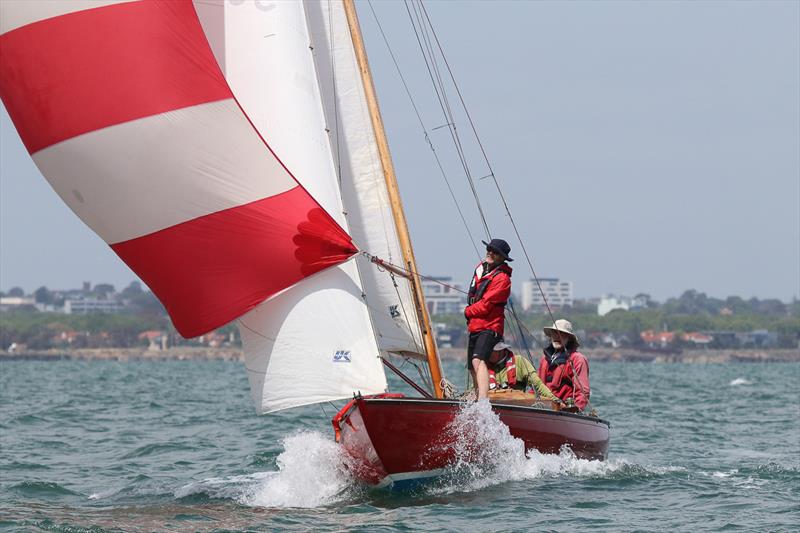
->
[332,395,610,489]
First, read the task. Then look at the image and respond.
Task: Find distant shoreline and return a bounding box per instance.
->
[1,346,798,363]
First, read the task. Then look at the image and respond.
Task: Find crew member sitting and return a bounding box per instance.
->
[537,319,591,410]
[486,342,558,401]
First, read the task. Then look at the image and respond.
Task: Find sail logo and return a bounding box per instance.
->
[389,305,400,318]
[332,350,352,363]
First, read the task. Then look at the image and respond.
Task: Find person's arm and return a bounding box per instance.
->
[464,273,510,319]
[517,357,557,400]
[570,354,590,410]
[531,373,558,401]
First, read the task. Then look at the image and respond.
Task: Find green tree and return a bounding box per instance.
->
[121,281,144,298]
[34,286,53,305]
[93,283,116,298]
[7,287,24,297]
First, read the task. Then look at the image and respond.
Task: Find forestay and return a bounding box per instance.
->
[195,0,388,413]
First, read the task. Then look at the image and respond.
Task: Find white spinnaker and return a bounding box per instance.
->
[195,0,386,414]
[305,0,426,358]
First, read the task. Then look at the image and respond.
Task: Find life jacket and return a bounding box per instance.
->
[488,354,516,390]
[468,263,508,306]
[543,349,575,399]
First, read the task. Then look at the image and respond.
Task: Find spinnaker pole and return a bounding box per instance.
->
[342,0,444,398]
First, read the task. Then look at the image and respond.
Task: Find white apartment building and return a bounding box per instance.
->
[64,298,124,314]
[421,276,467,315]
[597,294,648,316]
[520,278,573,311]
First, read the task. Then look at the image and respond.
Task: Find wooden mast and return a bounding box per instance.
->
[342,0,444,398]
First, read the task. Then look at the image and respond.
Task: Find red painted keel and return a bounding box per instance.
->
[333,395,610,488]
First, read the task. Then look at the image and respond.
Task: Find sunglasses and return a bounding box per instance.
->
[486,248,501,255]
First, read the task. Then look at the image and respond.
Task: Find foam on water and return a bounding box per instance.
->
[244,431,357,508]
[729,378,751,386]
[431,400,677,494]
[172,432,357,508]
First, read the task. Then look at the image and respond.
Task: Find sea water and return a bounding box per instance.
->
[1,358,798,531]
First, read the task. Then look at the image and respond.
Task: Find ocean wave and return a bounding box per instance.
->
[10,481,80,497]
[729,378,751,386]
[120,442,186,459]
[174,471,275,501]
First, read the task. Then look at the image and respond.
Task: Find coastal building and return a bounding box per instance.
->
[520,278,573,311]
[597,294,649,316]
[431,322,463,349]
[64,298,124,314]
[421,276,467,315]
[0,296,36,312]
[640,330,676,349]
[139,330,168,351]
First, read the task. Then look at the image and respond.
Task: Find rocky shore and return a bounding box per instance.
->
[1,346,798,363]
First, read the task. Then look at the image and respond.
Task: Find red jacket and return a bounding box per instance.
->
[464,262,512,335]
[538,349,590,410]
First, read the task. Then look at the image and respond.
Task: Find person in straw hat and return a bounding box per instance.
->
[537,319,591,410]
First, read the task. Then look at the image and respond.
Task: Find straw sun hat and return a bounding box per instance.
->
[543,319,580,346]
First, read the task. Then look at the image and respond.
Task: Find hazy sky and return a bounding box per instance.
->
[1,0,798,302]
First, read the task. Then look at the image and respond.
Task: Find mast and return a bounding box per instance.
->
[342,0,444,398]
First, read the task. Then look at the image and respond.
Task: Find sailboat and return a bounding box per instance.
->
[0,0,609,489]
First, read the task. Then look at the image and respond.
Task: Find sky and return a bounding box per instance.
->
[1,0,798,302]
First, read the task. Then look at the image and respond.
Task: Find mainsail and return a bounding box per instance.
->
[305,0,427,359]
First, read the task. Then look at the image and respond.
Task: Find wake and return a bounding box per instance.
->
[174,404,678,507]
[430,401,679,494]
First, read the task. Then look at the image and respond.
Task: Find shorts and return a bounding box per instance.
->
[466,330,501,368]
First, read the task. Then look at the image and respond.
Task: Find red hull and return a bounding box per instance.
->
[333,396,610,488]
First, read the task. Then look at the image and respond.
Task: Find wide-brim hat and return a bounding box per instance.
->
[543,319,580,346]
[482,238,513,262]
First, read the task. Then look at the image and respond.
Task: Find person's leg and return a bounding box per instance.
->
[466,332,478,390]
[471,357,489,399]
[470,330,498,400]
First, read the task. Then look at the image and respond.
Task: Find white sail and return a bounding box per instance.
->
[195,0,387,413]
[304,0,427,358]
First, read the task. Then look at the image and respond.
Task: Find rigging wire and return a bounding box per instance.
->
[404,1,546,355]
[369,0,567,368]
[366,0,481,258]
[417,0,560,331]
[368,1,578,392]
[403,0,491,240]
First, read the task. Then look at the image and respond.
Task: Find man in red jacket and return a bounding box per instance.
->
[465,238,513,399]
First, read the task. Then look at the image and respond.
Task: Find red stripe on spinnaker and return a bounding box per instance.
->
[111,187,358,338]
[0,0,230,154]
